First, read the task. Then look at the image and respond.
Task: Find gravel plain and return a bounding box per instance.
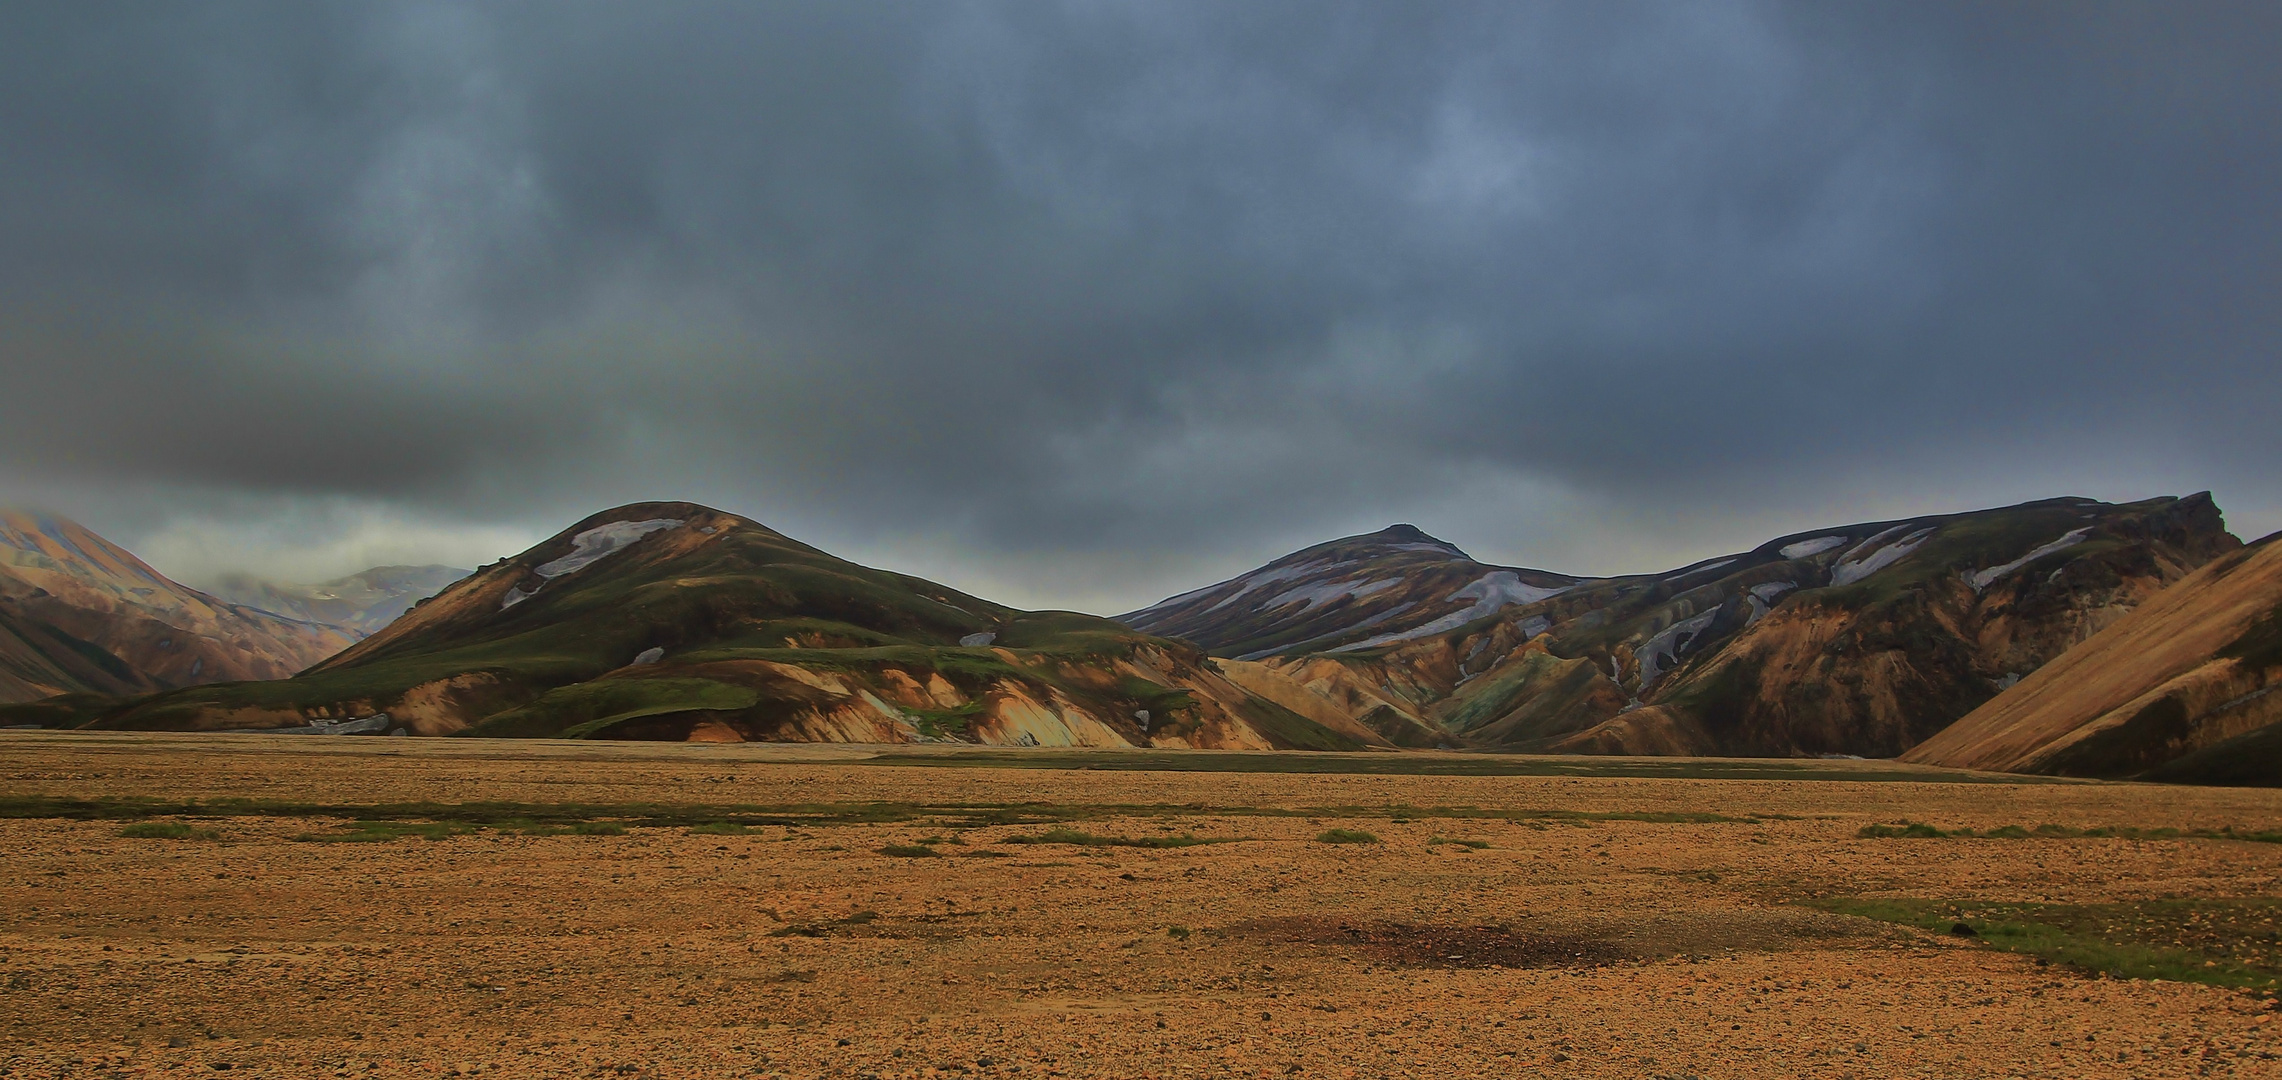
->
[4,733,2282,1078]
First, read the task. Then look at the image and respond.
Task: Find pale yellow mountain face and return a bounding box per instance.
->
[0,510,357,703]
[1903,534,2282,779]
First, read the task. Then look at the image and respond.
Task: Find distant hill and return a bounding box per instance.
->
[1123,494,2240,758]
[18,502,1379,750]
[206,565,469,637]
[1903,532,2282,782]
[0,510,357,704]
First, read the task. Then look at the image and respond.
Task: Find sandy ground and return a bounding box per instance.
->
[4,733,2282,1078]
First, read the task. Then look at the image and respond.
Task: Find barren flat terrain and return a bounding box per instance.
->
[5,735,2282,1078]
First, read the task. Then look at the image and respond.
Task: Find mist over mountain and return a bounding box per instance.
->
[205,566,470,637]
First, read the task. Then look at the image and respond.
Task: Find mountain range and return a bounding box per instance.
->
[1127,494,2239,759]
[25,503,1378,750]
[5,492,2277,786]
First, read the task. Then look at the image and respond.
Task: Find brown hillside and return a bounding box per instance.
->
[1903,535,2282,776]
[0,509,355,703]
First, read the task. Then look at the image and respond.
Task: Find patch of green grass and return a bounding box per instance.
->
[11,793,1776,835]
[1166,925,1192,941]
[117,822,218,840]
[1427,836,1490,849]
[1813,897,2282,994]
[688,822,760,835]
[907,701,985,740]
[1000,826,1235,849]
[292,820,482,843]
[878,843,941,857]
[1315,828,1380,844]
[1857,821,2282,844]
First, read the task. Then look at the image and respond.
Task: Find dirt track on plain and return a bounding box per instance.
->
[5,733,2282,1078]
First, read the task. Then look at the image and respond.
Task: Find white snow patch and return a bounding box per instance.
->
[631,647,664,666]
[1670,558,1737,580]
[535,518,684,579]
[1744,581,1797,626]
[1330,571,1571,652]
[1201,561,1325,613]
[1835,525,1913,566]
[1968,528,2091,592]
[1779,536,1849,559]
[1636,609,1720,692]
[1261,577,1400,611]
[1234,601,1422,661]
[1830,527,1935,587]
[501,586,535,610]
[959,632,996,647]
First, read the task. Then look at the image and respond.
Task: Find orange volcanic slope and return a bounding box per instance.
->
[0,510,357,703]
[1903,534,2282,777]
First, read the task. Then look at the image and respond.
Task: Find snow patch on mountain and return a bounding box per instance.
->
[1670,558,1738,580]
[1236,601,1420,660]
[1636,608,1721,692]
[1968,528,2092,592]
[1745,581,1797,625]
[536,519,684,579]
[1201,561,1323,614]
[1831,527,1936,587]
[1262,577,1401,611]
[501,518,683,610]
[1779,536,1849,559]
[1330,571,1572,652]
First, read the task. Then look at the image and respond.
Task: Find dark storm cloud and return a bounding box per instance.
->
[1,2,2277,610]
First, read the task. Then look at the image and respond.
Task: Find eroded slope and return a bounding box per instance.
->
[1904,533,2282,779]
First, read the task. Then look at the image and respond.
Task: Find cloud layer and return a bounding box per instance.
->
[2,3,2277,612]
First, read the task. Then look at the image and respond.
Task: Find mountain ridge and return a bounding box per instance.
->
[18,501,1382,752]
[1127,494,2240,760]
[0,509,357,703]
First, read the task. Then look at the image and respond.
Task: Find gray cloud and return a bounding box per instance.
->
[1,2,2276,613]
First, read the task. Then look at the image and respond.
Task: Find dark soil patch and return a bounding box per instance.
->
[1231,917,1620,969]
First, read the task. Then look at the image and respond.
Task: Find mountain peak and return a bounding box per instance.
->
[1359,524,1470,560]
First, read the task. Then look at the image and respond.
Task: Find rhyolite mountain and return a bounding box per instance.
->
[207,565,470,637]
[0,510,357,704]
[1121,525,1581,660]
[1126,495,2240,758]
[15,502,1384,750]
[1904,530,2282,783]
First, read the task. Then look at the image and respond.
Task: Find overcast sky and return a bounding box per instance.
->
[2,2,2276,614]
